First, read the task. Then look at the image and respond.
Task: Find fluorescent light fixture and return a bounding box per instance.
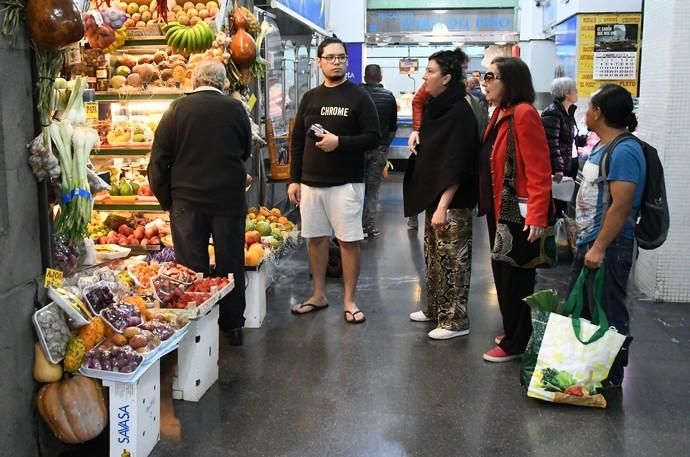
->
[432,23,449,34]
[453,42,465,47]
[433,10,448,14]
[418,42,430,46]
[495,41,507,45]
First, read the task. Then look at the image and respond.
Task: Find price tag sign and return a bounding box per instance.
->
[85,102,99,121]
[44,268,64,289]
[247,94,257,111]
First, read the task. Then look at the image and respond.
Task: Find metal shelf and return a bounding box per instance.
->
[94,202,163,212]
[94,91,183,102]
[91,145,152,156]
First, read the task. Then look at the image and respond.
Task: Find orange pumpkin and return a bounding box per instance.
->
[37,375,108,444]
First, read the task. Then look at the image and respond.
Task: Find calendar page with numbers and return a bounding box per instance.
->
[593,52,637,80]
[592,23,639,81]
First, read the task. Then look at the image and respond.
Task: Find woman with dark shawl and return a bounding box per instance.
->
[404,49,480,340]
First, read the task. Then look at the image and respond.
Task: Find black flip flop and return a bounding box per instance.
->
[291,302,329,315]
[344,310,366,324]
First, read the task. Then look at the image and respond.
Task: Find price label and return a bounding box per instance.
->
[44,268,64,289]
[247,94,257,111]
[85,102,98,121]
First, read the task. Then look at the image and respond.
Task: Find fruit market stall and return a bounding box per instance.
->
[34,255,233,456]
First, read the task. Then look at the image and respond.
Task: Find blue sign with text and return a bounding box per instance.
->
[276,0,326,29]
[345,43,363,84]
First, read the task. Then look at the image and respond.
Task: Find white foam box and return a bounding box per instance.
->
[172,305,219,402]
[103,359,161,457]
[244,267,268,328]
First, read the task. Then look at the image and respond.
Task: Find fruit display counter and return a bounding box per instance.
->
[34,256,232,456]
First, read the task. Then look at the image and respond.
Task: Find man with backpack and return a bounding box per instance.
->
[569,84,669,391]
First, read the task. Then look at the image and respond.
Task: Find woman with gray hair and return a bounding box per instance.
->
[541,76,581,185]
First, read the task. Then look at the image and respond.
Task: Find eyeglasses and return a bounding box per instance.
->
[484,72,502,82]
[320,54,348,63]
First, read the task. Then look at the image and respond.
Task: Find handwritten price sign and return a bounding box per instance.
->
[44,268,64,289]
[85,102,98,121]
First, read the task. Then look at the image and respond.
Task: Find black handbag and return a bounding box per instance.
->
[490,115,557,269]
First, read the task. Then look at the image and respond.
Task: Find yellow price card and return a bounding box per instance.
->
[85,102,98,121]
[247,94,257,111]
[44,268,64,289]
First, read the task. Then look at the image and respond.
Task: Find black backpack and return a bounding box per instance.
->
[600,133,669,250]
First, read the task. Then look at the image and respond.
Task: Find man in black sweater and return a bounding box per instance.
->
[361,64,398,237]
[288,37,380,324]
[149,60,251,345]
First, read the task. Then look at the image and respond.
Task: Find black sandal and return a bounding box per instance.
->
[291,302,329,315]
[344,310,366,324]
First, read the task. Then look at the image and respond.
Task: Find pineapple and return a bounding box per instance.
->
[63,336,86,373]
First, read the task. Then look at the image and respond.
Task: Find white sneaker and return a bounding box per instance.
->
[409,310,433,322]
[428,327,470,340]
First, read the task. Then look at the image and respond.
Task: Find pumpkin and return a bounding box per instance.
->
[37,375,108,444]
[25,0,85,50]
[33,343,63,383]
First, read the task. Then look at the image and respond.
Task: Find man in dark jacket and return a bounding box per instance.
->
[360,64,398,237]
[149,60,252,345]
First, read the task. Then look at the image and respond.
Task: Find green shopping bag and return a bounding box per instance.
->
[521,268,626,408]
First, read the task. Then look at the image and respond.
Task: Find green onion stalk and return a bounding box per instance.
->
[49,75,99,247]
[35,46,64,167]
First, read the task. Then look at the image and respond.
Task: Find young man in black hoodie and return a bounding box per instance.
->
[288,37,381,324]
[149,60,251,345]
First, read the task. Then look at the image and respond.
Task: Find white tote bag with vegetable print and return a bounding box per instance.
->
[527,268,626,408]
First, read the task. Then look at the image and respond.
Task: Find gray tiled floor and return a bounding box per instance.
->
[57,177,690,457]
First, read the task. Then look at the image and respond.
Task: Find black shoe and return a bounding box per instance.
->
[599,377,623,392]
[226,328,243,346]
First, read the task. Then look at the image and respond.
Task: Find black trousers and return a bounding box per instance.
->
[170,203,246,330]
[487,212,535,355]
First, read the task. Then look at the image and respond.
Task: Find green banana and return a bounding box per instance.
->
[169,27,184,51]
[177,27,188,52]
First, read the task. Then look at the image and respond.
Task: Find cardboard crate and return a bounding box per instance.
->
[172,306,219,402]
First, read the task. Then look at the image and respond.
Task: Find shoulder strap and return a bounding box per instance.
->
[598,132,637,228]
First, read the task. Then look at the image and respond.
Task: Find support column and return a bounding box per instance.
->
[0,15,43,457]
[634,0,690,302]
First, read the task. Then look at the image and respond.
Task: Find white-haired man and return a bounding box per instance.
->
[149,60,251,345]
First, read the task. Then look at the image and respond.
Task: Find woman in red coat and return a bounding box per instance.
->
[478,57,552,362]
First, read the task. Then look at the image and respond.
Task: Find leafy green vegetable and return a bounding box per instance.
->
[541,368,578,392]
[524,289,561,313]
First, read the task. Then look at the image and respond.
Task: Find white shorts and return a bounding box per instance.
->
[300,183,365,241]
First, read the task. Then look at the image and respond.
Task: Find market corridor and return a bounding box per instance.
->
[63,177,687,457]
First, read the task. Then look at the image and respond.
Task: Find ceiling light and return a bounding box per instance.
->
[495,41,507,46]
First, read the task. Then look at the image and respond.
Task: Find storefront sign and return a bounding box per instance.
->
[345,43,363,84]
[399,58,419,75]
[367,9,515,34]
[577,14,641,96]
[274,0,326,30]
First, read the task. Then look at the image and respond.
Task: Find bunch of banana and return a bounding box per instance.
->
[103,27,128,54]
[163,21,215,54]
